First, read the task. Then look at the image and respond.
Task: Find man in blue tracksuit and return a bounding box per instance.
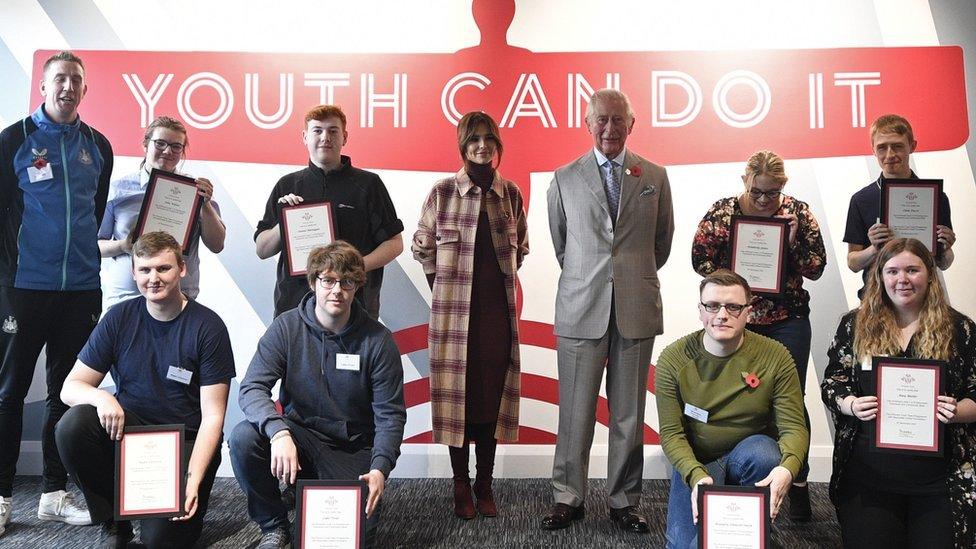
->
[0,51,113,535]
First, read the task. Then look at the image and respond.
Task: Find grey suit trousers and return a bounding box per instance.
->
[551,308,654,509]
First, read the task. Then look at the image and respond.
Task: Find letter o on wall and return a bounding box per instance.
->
[177,72,235,130]
[712,70,771,129]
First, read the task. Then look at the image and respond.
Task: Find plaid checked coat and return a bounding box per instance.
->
[411,169,528,447]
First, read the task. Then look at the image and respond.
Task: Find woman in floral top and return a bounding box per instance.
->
[691,150,826,519]
[820,238,976,548]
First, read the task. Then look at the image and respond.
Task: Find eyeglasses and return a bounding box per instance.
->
[747,188,782,200]
[699,302,748,317]
[151,139,185,154]
[317,276,357,290]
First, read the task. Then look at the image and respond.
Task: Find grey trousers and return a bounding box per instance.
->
[551,311,654,509]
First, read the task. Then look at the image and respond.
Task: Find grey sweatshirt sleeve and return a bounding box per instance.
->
[238,318,290,439]
[368,332,406,477]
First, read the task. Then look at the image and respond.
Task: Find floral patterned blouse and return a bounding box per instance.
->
[691,195,826,325]
[820,310,976,548]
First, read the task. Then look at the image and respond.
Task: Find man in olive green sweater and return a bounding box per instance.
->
[655,269,808,548]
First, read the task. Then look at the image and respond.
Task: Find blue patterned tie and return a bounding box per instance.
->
[604,160,620,220]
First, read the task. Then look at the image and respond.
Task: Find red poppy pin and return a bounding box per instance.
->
[33,157,47,169]
[741,372,760,389]
[625,165,642,177]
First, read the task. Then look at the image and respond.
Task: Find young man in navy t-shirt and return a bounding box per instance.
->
[56,231,235,548]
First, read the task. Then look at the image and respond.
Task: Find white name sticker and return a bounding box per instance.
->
[166,365,193,385]
[684,403,709,423]
[27,164,53,183]
[336,353,360,371]
[861,357,873,371]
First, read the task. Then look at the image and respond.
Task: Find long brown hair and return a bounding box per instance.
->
[854,238,952,360]
[456,111,503,167]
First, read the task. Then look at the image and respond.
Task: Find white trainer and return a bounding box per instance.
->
[37,490,91,525]
[1,496,11,537]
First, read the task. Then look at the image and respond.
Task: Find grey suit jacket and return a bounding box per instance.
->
[547,150,674,340]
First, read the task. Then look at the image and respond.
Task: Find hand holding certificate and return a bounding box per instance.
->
[295,480,367,549]
[133,169,202,253]
[280,201,337,277]
[698,485,771,549]
[114,424,185,520]
[869,357,945,455]
[879,179,942,255]
[729,215,789,295]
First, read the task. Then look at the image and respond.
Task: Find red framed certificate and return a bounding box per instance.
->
[729,215,789,296]
[295,479,367,549]
[869,357,945,456]
[114,424,185,520]
[879,179,942,256]
[133,169,202,254]
[698,485,770,549]
[280,201,337,277]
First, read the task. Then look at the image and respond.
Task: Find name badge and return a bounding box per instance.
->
[27,164,54,183]
[336,353,360,371]
[861,357,873,371]
[684,403,709,423]
[166,365,193,385]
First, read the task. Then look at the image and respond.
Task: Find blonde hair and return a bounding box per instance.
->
[854,238,952,361]
[743,150,787,187]
[870,114,915,146]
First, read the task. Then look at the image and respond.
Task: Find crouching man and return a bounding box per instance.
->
[230,241,406,549]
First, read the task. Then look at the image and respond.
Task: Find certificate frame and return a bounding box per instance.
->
[280,200,337,277]
[879,178,942,256]
[295,479,367,549]
[869,357,945,456]
[132,168,202,255]
[114,424,185,520]
[729,215,789,296]
[697,484,770,549]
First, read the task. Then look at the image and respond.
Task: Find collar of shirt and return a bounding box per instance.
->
[141,166,188,188]
[455,167,506,198]
[875,169,918,189]
[593,147,627,168]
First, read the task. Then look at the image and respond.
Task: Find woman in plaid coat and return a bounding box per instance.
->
[411,112,528,520]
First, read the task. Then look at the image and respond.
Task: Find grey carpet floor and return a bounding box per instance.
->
[1,476,841,548]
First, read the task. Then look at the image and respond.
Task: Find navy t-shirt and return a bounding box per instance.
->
[78,297,235,433]
[843,173,952,297]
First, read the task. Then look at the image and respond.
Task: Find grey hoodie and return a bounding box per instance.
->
[238,292,406,477]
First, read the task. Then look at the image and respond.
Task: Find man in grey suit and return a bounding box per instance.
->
[542,88,674,533]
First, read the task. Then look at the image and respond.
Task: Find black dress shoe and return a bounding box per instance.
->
[540,503,585,530]
[609,506,650,533]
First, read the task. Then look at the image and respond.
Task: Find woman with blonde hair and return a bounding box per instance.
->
[691,149,826,518]
[411,111,528,519]
[821,238,976,548]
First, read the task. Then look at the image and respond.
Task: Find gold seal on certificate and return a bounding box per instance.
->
[114,424,185,520]
[697,485,771,549]
[880,179,942,255]
[280,201,337,277]
[870,357,945,456]
[133,169,202,254]
[295,480,367,549]
[729,215,789,296]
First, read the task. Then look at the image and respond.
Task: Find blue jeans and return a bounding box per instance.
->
[665,434,782,549]
[749,316,811,482]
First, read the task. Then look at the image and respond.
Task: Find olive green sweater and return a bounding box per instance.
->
[655,330,809,487]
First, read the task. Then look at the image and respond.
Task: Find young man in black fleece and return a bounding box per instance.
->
[230,241,405,549]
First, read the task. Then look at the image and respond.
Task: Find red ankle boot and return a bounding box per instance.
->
[453,479,476,519]
[473,477,497,517]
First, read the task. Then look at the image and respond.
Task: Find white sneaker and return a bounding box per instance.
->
[0,496,11,536]
[37,490,91,525]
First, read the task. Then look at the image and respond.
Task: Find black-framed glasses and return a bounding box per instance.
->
[747,188,782,200]
[699,302,748,317]
[151,139,185,153]
[317,276,357,290]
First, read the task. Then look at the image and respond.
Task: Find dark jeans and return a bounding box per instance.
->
[0,287,100,496]
[55,405,220,549]
[749,315,812,482]
[836,480,952,549]
[229,419,380,547]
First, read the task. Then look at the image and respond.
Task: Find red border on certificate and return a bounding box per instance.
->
[115,425,185,519]
[133,169,202,253]
[729,215,789,295]
[879,179,942,255]
[280,201,337,277]
[874,359,944,454]
[698,485,770,549]
[296,480,366,549]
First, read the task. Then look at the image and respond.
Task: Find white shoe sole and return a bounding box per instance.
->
[37,512,91,526]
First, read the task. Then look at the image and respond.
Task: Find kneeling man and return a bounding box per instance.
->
[57,232,235,548]
[230,241,405,549]
[655,269,808,548]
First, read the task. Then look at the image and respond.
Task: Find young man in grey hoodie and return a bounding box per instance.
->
[230,241,405,549]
